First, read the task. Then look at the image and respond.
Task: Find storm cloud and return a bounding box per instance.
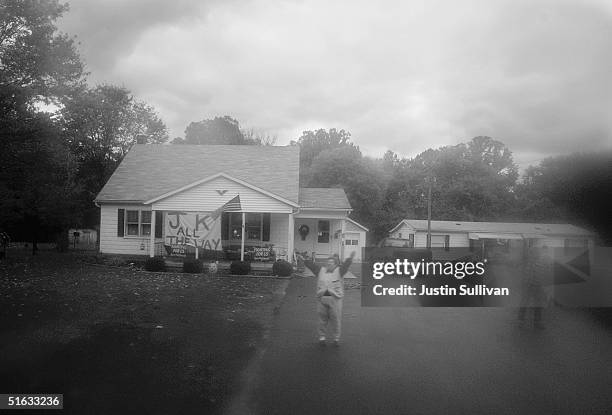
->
[59,0,612,167]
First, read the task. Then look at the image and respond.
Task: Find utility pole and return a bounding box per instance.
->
[426,177,432,249]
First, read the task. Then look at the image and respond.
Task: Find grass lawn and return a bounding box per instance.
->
[0,251,288,414]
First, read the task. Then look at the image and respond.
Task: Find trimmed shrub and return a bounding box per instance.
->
[145,256,166,272]
[273,260,293,277]
[183,258,203,273]
[230,260,251,275]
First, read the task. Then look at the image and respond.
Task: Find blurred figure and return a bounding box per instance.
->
[208,260,218,274]
[518,246,553,329]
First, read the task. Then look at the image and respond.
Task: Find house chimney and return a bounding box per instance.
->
[136,134,148,144]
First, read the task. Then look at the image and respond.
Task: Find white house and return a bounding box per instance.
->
[389,219,600,303]
[388,219,595,251]
[388,219,596,269]
[95,144,367,262]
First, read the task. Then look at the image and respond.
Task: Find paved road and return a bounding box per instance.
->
[236,275,612,415]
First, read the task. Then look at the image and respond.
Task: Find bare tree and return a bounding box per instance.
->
[242,127,278,146]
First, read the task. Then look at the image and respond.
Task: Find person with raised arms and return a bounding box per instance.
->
[297,251,355,347]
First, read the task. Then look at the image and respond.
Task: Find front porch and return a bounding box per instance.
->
[146,210,366,263]
[293,212,367,262]
[151,239,291,263]
[149,209,294,262]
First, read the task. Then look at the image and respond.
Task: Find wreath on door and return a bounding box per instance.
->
[298,224,310,241]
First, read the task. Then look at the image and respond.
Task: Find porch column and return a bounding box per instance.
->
[340,219,346,261]
[287,212,295,263]
[240,212,245,261]
[149,208,156,257]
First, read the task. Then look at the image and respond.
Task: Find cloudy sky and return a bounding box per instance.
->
[58,0,612,167]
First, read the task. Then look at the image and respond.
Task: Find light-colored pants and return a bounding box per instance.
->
[317,295,343,340]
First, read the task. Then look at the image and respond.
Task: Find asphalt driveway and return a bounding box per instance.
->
[236,274,612,415]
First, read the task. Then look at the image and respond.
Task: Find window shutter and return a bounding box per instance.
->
[117,209,125,237]
[262,213,271,242]
[155,211,163,238]
[444,235,450,251]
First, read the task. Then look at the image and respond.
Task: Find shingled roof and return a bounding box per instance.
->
[95,144,300,203]
[298,188,352,210]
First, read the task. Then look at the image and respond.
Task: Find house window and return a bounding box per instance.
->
[398,232,402,239]
[125,210,151,237]
[318,220,330,243]
[126,210,140,236]
[141,211,151,236]
[409,234,414,248]
[445,235,450,251]
[431,235,444,248]
[225,213,270,242]
[246,213,262,241]
[229,212,242,240]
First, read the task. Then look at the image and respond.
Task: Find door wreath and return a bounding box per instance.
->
[298,224,310,241]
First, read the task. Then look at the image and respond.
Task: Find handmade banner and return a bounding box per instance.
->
[163,195,241,253]
[164,211,222,251]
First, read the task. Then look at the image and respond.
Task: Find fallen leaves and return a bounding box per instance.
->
[0,252,286,339]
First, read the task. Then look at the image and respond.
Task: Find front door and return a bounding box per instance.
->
[294,219,317,255]
[315,219,331,258]
[294,219,333,259]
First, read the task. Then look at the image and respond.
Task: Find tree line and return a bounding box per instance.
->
[1,1,610,252]
[0,1,167,250]
[292,131,612,244]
